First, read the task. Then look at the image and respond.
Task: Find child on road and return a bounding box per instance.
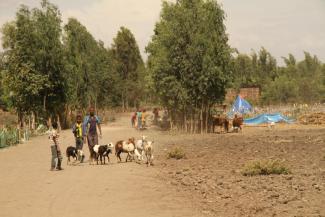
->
[49,122,63,171]
[72,114,85,162]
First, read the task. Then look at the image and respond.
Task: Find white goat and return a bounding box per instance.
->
[143,140,154,166]
[135,135,147,161]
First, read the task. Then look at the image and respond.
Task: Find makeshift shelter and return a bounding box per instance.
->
[229,95,252,116]
[244,113,294,125]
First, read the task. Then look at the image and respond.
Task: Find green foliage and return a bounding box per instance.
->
[1,0,66,121]
[63,18,118,110]
[262,52,324,104]
[111,27,145,109]
[232,49,324,104]
[231,47,277,89]
[242,159,291,176]
[167,147,186,160]
[1,0,133,128]
[147,0,232,132]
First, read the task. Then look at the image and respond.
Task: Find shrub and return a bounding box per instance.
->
[167,147,186,160]
[242,159,290,176]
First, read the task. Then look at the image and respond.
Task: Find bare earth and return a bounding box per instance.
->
[1,114,325,217]
[0,115,201,217]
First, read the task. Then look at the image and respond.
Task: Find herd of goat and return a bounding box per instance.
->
[65,115,244,166]
[66,136,154,166]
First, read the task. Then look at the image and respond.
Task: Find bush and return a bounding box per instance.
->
[167,147,186,160]
[242,159,290,176]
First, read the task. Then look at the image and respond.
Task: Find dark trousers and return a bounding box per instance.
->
[76,137,84,162]
[76,137,83,150]
[87,134,98,160]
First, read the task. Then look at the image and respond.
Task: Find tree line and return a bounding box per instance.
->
[231,48,325,104]
[1,0,324,132]
[0,0,144,128]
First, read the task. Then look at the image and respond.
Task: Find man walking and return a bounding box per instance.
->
[83,107,102,164]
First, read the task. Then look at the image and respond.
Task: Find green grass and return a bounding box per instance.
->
[167,147,186,160]
[242,159,290,176]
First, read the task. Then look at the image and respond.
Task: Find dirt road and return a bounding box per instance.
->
[0,115,202,217]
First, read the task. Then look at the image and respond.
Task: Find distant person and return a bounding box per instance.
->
[136,109,142,129]
[142,109,147,128]
[131,111,137,128]
[49,122,63,171]
[153,108,159,125]
[83,107,102,163]
[72,114,85,162]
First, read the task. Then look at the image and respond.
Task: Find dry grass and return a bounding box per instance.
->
[242,159,290,176]
[167,147,186,160]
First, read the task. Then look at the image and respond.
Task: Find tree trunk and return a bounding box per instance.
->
[200,102,203,134]
[31,112,35,130]
[57,115,61,132]
[190,112,194,134]
[205,105,209,134]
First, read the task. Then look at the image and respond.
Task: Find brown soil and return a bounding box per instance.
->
[1,114,325,217]
[299,112,325,125]
[154,124,325,217]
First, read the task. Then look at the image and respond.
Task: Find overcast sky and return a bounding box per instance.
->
[1,0,325,64]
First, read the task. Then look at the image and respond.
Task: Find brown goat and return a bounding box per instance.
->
[115,138,135,162]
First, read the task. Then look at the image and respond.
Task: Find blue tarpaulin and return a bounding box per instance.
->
[230,95,252,115]
[244,113,294,125]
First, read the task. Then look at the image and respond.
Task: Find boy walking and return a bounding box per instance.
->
[72,114,85,162]
[49,122,63,171]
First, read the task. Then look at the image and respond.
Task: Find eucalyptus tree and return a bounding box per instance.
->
[111,27,144,110]
[1,0,66,125]
[146,0,232,133]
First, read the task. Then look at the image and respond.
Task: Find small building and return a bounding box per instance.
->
[225,87,261,104]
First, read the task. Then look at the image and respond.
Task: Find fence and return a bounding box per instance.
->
[0,128,31,149]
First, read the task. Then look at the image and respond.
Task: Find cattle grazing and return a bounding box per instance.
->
[232,115,244,132]
[143,140,154,166]
[66,146,78,165]
[212,115,229,133]
[115,138,135,162]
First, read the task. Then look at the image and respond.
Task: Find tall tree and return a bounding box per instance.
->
[111,27,144,110]
[63,17,99,109]
[1,0,66,125]
[146,0,232,133]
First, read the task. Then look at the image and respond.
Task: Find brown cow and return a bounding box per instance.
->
[232,114,244,132]
[212,115,229,133]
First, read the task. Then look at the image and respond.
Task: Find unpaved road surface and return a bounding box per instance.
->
[0,115,202,217]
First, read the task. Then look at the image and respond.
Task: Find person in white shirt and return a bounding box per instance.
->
[49,122,63,171]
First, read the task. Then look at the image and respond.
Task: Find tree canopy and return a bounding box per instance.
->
[146,0,232,132]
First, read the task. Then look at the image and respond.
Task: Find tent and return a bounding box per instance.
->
[244,113,294,125]
[230,95,252,115]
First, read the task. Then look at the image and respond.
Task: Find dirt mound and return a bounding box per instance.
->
[299,112,325,125]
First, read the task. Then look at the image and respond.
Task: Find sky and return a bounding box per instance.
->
[0,0,325,64]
